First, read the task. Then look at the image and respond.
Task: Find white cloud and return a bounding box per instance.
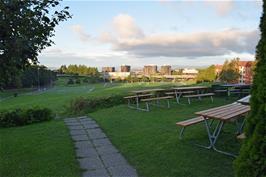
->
[100,14,259,58]
[205,0,234,16]
[70,25,90,42]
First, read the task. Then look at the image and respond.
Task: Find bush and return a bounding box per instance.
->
[0,107,53,128]
[83,77,89,83]
[75,78,81,84]
[67,78,74,85]
[67,94,125,114]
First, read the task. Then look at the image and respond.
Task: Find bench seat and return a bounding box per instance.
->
[183,93,214,104]
[141,96,174,102]
[124,93,152,99]
[176,116,209,139]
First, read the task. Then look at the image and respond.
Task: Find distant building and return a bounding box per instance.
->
[182,68,198,75]
[160,65,171,75]
[106,72,131,80]
[121,65,131,72]
[102,67,115,73]
[239,61,254,84]
[143,65,157,76]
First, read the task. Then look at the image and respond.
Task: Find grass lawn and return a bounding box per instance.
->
[90,97,240,177]
[0,120,80,177]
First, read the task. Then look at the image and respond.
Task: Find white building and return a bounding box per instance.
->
[182,68,199,75]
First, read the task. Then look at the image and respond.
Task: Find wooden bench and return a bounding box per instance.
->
[124,94,153,109]
[165,90,194,95]
[140,96,174,111]
[176,116,209,139]
[183,93,214,104]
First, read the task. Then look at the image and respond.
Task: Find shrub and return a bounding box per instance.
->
[67,94,125,114]
[0,107,53,128]
[67,78,74,85]
[75,78,81,84]
[83,77,88,83]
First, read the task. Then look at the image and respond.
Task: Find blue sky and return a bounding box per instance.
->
[39,0,263,69]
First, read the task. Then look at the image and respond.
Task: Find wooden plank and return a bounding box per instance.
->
[183,93,214,98]
[206,105,249,119]
[124,93,153,99]
[176,116,206,126]
[141,96,173,102]
[195,104,237,115]
[173,86,208,90]
[196,104,246,117]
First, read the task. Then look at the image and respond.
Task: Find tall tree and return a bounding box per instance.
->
[0,0,71,88]
[219,58,240,83]
[234,1,266,177]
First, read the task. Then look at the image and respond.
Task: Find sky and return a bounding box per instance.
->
[39,0,263,69]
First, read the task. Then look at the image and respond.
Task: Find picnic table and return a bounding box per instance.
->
[237,95,250,105]
[131,88,165,94]
[195,103,250,157]
[172,86,209,103]
[221,84,251,97]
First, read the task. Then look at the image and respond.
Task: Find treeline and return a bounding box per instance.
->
[58,65,99,76]
[3,65,56,89]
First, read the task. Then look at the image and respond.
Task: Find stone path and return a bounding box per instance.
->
[64,116,138,177]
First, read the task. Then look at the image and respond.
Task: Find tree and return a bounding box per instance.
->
[196,65,216,82]
[234,1,266,177]
[219,58,240,83]
[0,0,71,88]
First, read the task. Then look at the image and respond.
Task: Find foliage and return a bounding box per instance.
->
[0,107,53,127]
[3,65,57,89]
[67,78,74,85]
[219,58,240,83]
[0,0,71,88]
[75,78,81,84]
[196,65,216,82]
[234,1,266,177]
[58,64,99,76]
[67,94,125,114]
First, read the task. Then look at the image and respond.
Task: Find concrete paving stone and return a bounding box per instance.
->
[83,123,99,129]
[80,120,96,125]
[68,125,84,130]
[65,122,81,126]
[71,134,89,141]
[78,157,105,171]
[96,144,118,155]
[76,147,99,158]
[92,138,112,147]
[101,153,128,168]
[75,141,93,149]
[82,169,110,177]
[64,118,78,122]
[78,116,88,119]
[87,129,106,140]
[107,165,138,177]
[70,129,87,136]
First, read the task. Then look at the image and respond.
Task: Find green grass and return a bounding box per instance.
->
[90,97,240,177]
[0,120,80,177]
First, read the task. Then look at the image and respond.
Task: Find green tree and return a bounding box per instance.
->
[219,58,240,83]
[0,0,71,88]
[234,2,266,177]
[196,65,216,82]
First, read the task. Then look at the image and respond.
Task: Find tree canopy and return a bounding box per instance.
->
[196,65,216,82]
[219,58,240,83]
[234,1,266,176]
[0,0,71,88]
[58,65,99,76]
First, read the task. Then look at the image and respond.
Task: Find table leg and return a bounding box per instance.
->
[198,118,236,157]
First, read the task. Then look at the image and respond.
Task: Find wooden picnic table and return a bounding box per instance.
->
[172,86,208,103]
[220,84,251,97]
[195,103,250,157]
[131,88,165,94]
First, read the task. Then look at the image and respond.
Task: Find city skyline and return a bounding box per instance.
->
[39,0,262,68]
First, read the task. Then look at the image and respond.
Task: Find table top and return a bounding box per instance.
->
[131,88,165,94]
[173,86,208,90]
[237,95,251,105]
[220,84,251,88]
[195,103,250,121]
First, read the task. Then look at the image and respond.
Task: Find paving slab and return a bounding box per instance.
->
[82,169,110,177]
[108,165,138,177]
[96,144,118,156]
[78,157,105,171]
[92,138,112,147]
[75,141,93,149]
[66,122,81,126]
[71,134,89,141]
[68,125,84,130]
[80,120,96,124]
[101,153,128,168]
[83,123,99,129]
[70,129,87,136]
[87,129,107,139]
[76,147,99,158]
